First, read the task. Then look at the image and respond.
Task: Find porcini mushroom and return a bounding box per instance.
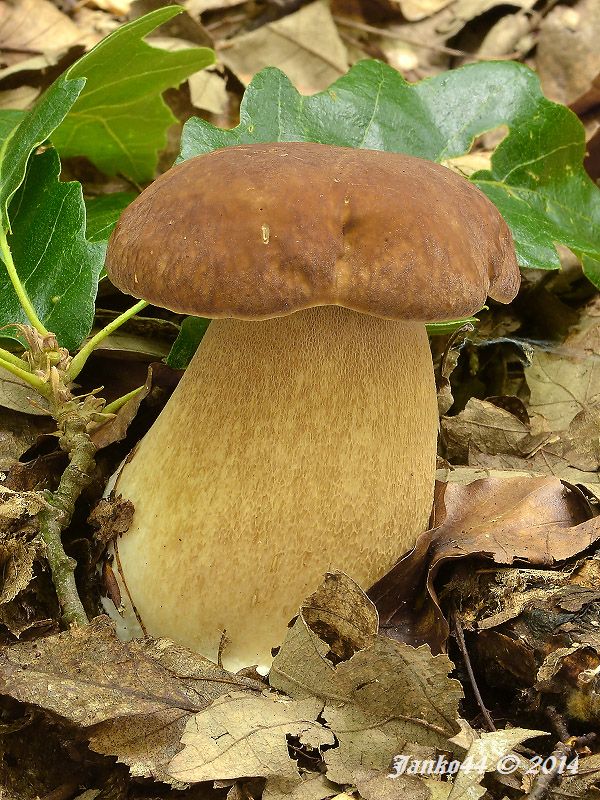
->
[105,142,520,672]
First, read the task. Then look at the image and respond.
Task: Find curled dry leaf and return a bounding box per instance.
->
[0,407,53,471]
[0,617,263,783]
[89,367,152,451]
[369,476,600,653]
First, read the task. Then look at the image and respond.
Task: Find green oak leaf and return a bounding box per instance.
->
[0,79,85,230]
[0,110,26,145]
[85,192,137,243]
[52,6,214,182]
[0,148,104,350]
[179,59,600,288]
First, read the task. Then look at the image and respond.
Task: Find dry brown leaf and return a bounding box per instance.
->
[0,86,39,110]
[447,728,547,800]
[526,337,600,432]
[168,693,334,783]
[0,539,37,604]
[301,571,379,658]
[90,365,153,450]
[263,774,339,800]
[0,617,263,783]
[321,640,461,784]
[476,12,532,58]
[270,574,462,785]
[188,68,228,114]
[0,0,80,67]
[557,753,600,798]
[269,573,378,700]
[0,367,49,416]
[0,407,53,471]
[442,398,532,464]
[536,0,600,105]
[355,768,433,800]
[387,0,453,23]
[468,404,600,475]
[369,476,600,652]
[218,0,348,94]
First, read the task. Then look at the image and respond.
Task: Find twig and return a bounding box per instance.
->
[545,705,569,741]
[527,740,572,800]
[38,404,97,627]
[451,605,497,731]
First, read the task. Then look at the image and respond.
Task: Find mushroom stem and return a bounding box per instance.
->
[113,306,439,671]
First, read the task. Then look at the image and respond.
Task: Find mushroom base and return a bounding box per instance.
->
[113,307,439,671]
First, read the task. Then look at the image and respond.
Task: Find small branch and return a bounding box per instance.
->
[38,409,97,627]
[544,705,569,741]
[0,228,50,337]
[104,385,144,415]
[67,300,149,381]
[0,354,50,395]
[526,742,572,800]
[452,605,497,732]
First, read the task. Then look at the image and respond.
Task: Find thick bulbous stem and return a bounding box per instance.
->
[113,307,439,671]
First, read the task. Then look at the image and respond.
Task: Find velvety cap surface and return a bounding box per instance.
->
[106,142,520,322]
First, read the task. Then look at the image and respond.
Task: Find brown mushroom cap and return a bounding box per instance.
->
[106,142,520,322]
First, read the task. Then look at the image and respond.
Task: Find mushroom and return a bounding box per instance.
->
[105,142,520,672]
